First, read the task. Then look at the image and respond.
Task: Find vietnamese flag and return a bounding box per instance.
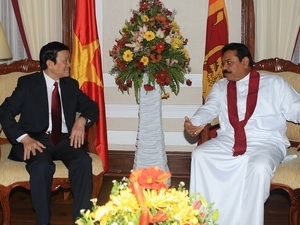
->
[71,0,108,172]
[202,0,228,100]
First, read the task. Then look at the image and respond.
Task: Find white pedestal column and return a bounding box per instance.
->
[133,75,170,176]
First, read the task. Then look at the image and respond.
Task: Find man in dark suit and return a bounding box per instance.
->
[0,41,99,225]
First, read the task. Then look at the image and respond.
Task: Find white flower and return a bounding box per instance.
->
[125,41,143,52]
[164,35,172,44]
[138,24,148,35]
[156,28,165,38]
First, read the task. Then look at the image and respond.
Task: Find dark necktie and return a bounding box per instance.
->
[51,82,62,145]
[227,70,260,156]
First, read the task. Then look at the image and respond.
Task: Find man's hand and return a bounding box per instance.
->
[21,135,46,160]
[69,116,86,148]
[184,116,204,137]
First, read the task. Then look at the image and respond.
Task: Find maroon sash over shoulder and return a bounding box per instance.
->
[227,70,260,156]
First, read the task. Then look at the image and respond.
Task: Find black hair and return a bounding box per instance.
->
[39,41,69,70]
[222,43,254,68]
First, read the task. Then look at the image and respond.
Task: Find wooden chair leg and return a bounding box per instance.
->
[91,172,104,199]
[0,187,12,225]
[290,189,300,225]
[289,204,298,225]
[63,190,71,200]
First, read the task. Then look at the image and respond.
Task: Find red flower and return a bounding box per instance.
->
[139,3,150,12]
[186,79,192,86]
[121,84,128,91]
[156,42,165,53]
[109,0,191,101]
[143,84,154,91]
[135,60,144,70]
[131,182,146,206]
[165,9,173,16]
[130,17,136,24]
[192,199,202,210]
[116,34,128,48]
[154,70,172,86]
[116,58,126,71]
[149,210,168,223]
[130,182,149,225]
[164,27,171,35]
[129,166,171,191]
[149,53,162,63]
[109,45,118,58]
[126,80,132,87]
[155,0,162,7]
[115,77,122,86]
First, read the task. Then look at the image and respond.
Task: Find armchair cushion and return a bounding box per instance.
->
[0,143,103,187]
[272,147,300,189]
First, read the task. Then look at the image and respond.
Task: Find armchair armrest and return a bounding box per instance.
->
[199,124,212,145]
[198,120,220,145]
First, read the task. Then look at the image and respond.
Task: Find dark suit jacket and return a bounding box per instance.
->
[0,72,99,161]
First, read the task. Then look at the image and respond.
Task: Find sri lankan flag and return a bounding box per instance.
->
[71,0,108,172]
[203,0,228,100]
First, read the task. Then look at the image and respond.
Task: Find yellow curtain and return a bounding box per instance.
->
[254,0,300,61]
[17,0,62,60]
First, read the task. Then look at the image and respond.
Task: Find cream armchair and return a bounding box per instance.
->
[200,58,300,225]
[0,59,104,225]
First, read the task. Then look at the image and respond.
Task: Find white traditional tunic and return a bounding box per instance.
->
[189,72,300,225]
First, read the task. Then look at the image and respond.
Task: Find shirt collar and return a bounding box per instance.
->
[43,71,59,89]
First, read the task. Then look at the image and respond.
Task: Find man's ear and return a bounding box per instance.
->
[242,57,250,68]
[46,59,54,68]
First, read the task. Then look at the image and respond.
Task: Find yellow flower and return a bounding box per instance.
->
[171,21,180,32]
[109,0,191,102]
[93,202,114,220]
[110,189,140,210]
[123,50,134,62]
[183,49,189,59]
[161,92,170,99]
[76,167,218,225]
[141,14,149,22]
[140,56,149,66]
[171,36,184,49]
[144,31,155,41]
[123,24,128,31]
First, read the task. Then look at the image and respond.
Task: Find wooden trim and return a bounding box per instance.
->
[0,58,40,75]
[241,0,255,58]
[254,57,300,73]
[62,0,75,50]
[106,150,191,178]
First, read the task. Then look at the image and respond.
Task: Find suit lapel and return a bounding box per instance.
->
[33,72,49,115]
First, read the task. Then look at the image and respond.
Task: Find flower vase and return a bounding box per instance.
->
[133,75,170,177]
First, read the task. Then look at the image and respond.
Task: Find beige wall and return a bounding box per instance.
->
[97,0,241,152]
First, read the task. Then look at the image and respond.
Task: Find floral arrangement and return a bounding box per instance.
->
[75,167,219,225]
[109,0,191,102]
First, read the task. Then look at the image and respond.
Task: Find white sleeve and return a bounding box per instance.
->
[190,81,222,126]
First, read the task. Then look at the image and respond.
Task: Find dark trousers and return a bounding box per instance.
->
[25,134,92,225]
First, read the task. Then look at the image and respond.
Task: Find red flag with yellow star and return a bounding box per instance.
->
[203,0,228,100]
[71,0,108,172]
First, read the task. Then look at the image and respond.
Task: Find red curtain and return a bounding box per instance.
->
[11,0,31,59]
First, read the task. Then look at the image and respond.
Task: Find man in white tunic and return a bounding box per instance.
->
[184,43,300,225]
